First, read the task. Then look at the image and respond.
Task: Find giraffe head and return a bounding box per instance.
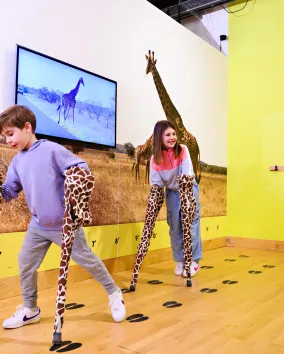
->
[145,50,157,75]
[79,77,85,86]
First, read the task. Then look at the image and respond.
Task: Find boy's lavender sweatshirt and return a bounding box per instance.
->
[2,139,89,231]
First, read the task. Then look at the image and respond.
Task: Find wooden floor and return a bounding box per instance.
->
[1,247,284,353]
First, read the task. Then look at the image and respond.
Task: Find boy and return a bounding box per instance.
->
[0,105,126,329]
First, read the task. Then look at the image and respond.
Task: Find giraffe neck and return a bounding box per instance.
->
[152,67,185,132]
[70,80,82,97]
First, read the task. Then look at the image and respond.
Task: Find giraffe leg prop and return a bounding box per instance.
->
[130,184,164,291]
[177,175,196,287]
[52,167,95,345]
[52,220,75,345]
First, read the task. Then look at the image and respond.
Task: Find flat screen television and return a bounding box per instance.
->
[15,45,117,149]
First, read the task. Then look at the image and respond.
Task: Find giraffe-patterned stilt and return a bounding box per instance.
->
[130,184,164,291]
[52,166,94,345]
[177,174,197,287]
[57,77,84,126]
[130,175,196,290]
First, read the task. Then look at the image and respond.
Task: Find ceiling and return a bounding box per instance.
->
[147,0,235,21]
[147,0,181,9]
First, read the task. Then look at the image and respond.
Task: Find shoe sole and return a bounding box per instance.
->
[3,318,40,329]
[112,316,126,323]
[182,269,200,278]
[111,310,126,323]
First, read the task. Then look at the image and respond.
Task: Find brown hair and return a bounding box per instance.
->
[153,120,182,164]
[0,105,36,134]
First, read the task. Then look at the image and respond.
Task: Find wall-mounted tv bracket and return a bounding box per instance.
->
[269,165,284,171]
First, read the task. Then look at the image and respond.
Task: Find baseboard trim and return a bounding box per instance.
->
[226,236,284,251]
[0,237,226,300]
[203,237,227,251]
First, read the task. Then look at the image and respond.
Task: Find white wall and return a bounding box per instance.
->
[0,0,228,166]
[182,7,228,56]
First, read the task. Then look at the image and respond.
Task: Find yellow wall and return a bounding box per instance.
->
[228,0,284,240]
[0,216,226,278]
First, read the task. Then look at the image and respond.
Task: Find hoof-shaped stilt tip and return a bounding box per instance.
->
[52,332,62,346]
[186,279,192,287]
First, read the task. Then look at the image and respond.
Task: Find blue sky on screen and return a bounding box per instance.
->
[17,48,116,108]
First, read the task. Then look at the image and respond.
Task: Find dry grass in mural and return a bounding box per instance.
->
[0,145,226,233]
[0,145,30,233]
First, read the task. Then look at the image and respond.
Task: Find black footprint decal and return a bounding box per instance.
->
[222,280,238,285]
[248,270,262,274]
[50,341,82,352]
[225,259,236,262]
[65,303,85,310]
[200,288,218,293]
[163,301,182,308]
[126,314,149,322]
[147,280,163,285]
[263,265,275,268]
[201,266,214,269]
[239,255,249,258]
[121,288,132,293]
[50,341,71,352]
[56,343,83,352]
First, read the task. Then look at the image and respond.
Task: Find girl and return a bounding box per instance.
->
[150,120,202,277]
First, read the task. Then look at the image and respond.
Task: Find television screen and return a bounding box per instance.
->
[15,45,117,148]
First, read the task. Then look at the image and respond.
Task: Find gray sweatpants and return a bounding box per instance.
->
[19,226,117,309]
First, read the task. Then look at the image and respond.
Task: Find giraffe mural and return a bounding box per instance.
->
[57,77,85,126]
[145,50,201,183]
[132,135,153,182]
[52,166,94,345]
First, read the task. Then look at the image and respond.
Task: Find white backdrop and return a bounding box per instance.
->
[0,0,227,166]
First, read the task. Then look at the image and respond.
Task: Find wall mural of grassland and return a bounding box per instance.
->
[0,142,226,233]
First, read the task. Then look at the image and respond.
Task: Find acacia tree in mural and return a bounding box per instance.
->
[124,142,135,160]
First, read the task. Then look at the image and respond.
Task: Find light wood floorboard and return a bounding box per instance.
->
[1,247,284,353]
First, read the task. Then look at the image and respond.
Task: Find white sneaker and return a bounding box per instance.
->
[108,288,126,323]
[183,261,200,277]
[2,305,40,329]
[175,262,184,276]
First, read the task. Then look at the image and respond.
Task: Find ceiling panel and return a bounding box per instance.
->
[147,1,182,10]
